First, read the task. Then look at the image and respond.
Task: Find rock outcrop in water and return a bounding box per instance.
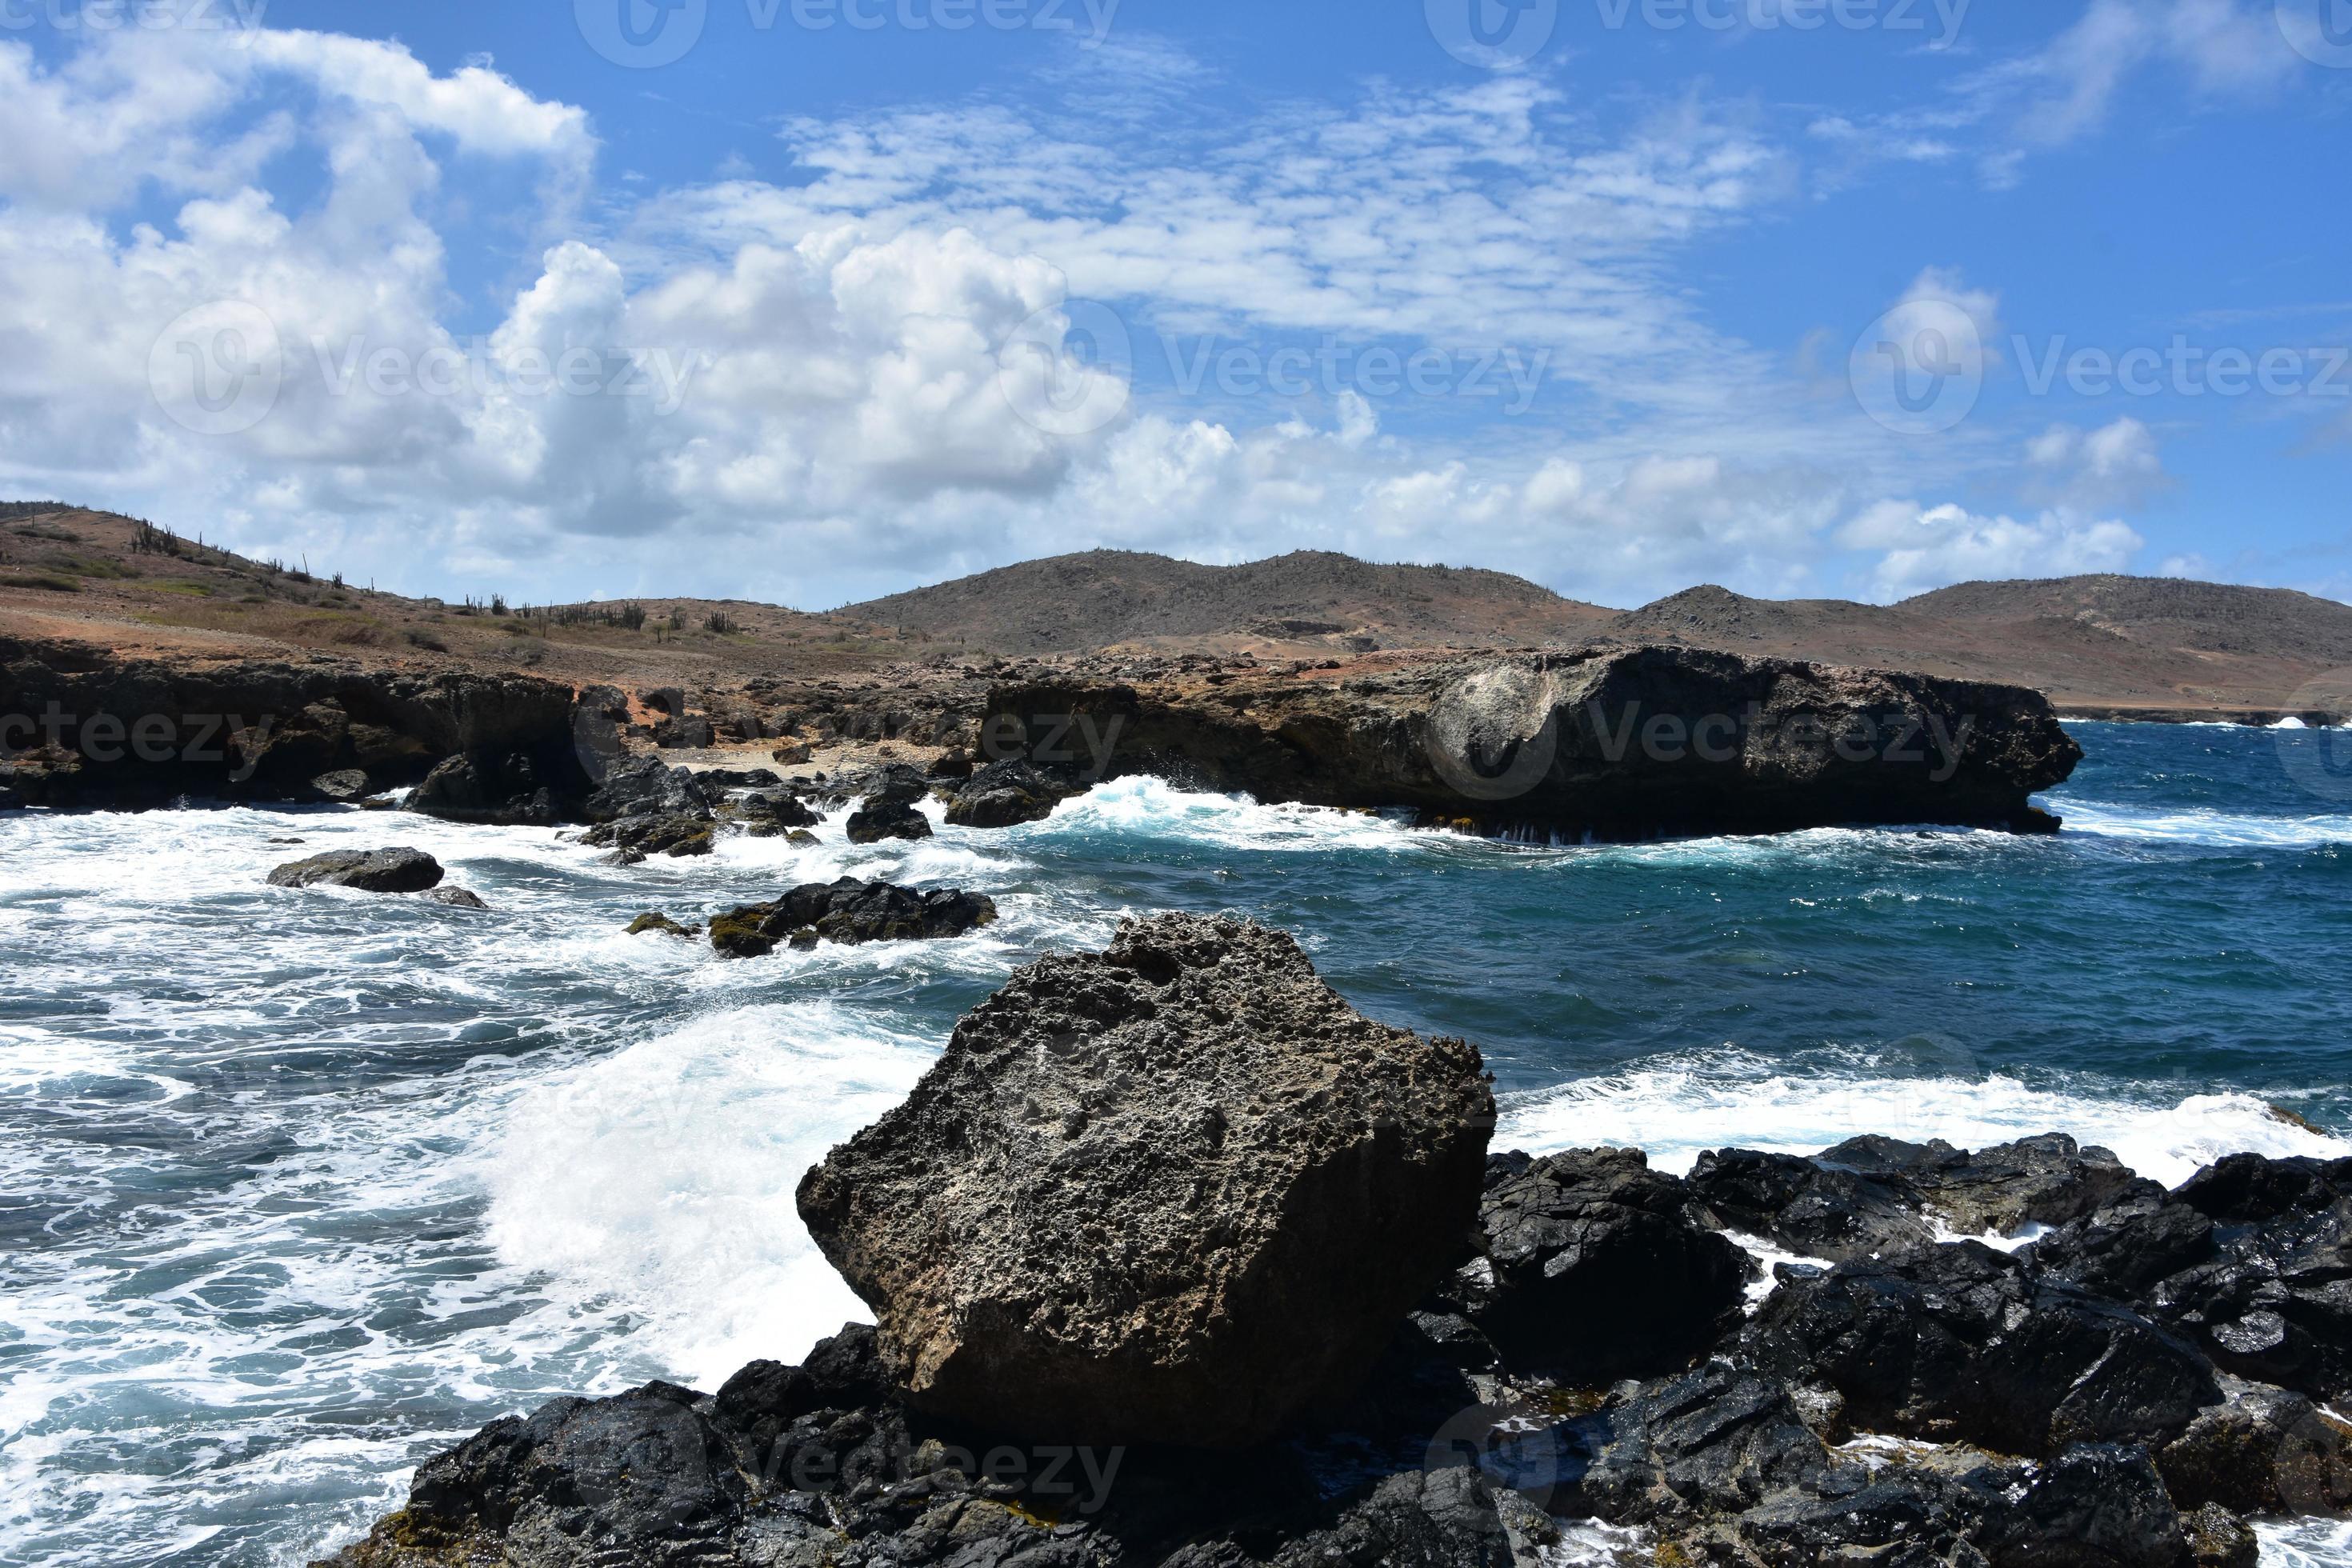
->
[797,914,1496,1447]
[266,846,445,893]
[979,644,2081,838]
[708,878,996,957]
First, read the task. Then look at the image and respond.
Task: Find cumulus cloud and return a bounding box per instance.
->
[1840,500,2145,602]
[2022,418,2170,512]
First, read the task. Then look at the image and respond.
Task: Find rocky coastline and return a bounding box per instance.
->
[3,636,2081,842]
[314,917,2349,1568]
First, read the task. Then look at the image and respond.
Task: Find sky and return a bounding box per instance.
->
[0,0,2347,611]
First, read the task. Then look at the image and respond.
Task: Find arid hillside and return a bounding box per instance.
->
[4,503,2348,720]
[838,549,1618,654]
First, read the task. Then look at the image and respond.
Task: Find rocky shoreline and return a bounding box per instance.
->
[3,637,2083,841]
[313,917,2349,1568]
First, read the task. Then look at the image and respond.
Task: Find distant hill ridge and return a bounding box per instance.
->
[837,548,1615,653]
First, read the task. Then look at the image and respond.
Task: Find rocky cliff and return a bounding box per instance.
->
[980,644,2082,838]
[0,636,602,811]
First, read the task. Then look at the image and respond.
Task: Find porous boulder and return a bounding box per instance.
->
[267,847,445,893]
[796,914,1496,1447]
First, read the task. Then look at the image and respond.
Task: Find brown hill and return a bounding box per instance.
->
[837,549,1615,654]
[6,504,2347,721]
[1610,578,2352,717]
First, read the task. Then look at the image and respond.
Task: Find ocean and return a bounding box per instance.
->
[3,721,2350,1566]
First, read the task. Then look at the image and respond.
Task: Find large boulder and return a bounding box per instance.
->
[266,847,444,893]
[1688,1146,1938,1262]
[1817,1133,2141,1237]
[796,914,1495,1447]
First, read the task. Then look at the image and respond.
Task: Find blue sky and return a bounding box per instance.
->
[1,0,2346,609]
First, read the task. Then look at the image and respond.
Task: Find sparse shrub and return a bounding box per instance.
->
[706,610,739,634]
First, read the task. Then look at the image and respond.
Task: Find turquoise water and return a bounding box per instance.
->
[2,721,2349,1566]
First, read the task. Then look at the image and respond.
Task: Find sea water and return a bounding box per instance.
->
[3,722,2350,1566]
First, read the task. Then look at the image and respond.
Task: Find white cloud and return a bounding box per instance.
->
[2022,417,2170,513]
[1841,500,2145,602]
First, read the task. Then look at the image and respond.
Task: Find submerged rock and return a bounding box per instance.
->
[797,914,1495,1446]
[266,847,444,893]
[709,878,994,958]
[580,812,715,858]
[626,912,702,939]
[422,886,488,910]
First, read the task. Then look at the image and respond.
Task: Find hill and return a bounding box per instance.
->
[4,504,2347,721]
[1609,578,2352,716]
[836,550,1616,654]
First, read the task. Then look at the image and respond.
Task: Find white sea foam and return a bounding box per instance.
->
[2054,798,2352,849]
[1501,1051,2351,1186]
[481,1002,934,1384]
[2258,1519,2352,1567]
[1037,776,1427,854]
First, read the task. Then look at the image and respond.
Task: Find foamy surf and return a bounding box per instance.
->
[1500,1050,2351,1188]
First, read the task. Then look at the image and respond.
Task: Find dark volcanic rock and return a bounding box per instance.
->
[583,755,713,824]
[2022,1154,2352,1406]
[709,878,995,958]
[266,847,445,893]
[2158,1377,2352,1517]
[1689,1146,1938,1262]
[1743,1240,2222,1455]
[728,789,821,835]
[422,886,488,910]
[844,766,937,842]
[980,643,2079,840]
[945,759,1082,829]
[1458,1147,1750,1382]
[580,812,716,858]
[1819,1132,2141,1236]
[797,914,1495,1446]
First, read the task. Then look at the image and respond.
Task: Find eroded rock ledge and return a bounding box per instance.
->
[981,644,2082,838]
